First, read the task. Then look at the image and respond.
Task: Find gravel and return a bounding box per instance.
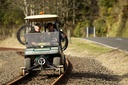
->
[19,70,59,85]
[0,50,125,85]
[0,50,24,84]
[58,55,120,85]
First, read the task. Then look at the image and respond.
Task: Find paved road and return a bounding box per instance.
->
[84,37,128,51]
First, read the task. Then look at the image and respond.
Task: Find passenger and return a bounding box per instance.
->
[31,23,41,33]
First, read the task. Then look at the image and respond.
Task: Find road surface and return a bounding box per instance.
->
[85,37,128,51]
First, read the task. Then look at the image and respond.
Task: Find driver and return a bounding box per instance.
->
[47,23,57,32]
[47,23,66,41]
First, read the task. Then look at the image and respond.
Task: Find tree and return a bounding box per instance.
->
[0,0,24,26]
[10,0,44,16]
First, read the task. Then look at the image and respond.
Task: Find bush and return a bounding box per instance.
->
[74,21,90,37]
[74,22,83,37]
[93,18,107,37]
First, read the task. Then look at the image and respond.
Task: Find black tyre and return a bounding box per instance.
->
[24,58,31,70]
[63,56,67,71]
[16,25,34,45]
[62,35,68,51]
[53,57,60,66]
[60,31,68,51]
[61,55,66,71]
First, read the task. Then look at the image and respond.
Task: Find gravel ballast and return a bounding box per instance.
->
[0,50,24,84]
[0,50,123,85]
[58,56,120,85]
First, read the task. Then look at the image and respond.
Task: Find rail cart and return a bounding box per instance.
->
[16,14,68,75]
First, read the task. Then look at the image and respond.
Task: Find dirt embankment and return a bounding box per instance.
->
[0,37,25,48]
[64,40,128,85]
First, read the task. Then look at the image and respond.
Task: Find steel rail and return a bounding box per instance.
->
[6,73,29,85]
[0,47,24,50]
[0,47,69,85]
[7,60,69,85]
[51,59,69,85]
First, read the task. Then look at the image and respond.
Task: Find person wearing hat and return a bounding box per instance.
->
[31,23,41,33]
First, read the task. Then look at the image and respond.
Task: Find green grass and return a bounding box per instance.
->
[68,38,112,55]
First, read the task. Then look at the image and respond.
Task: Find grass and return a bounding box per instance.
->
[68,38,112,55]
[0,37,112,55]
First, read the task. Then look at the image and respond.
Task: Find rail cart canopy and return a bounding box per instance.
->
[25,14,59,22]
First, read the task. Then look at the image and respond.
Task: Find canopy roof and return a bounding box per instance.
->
[25,14,59,22]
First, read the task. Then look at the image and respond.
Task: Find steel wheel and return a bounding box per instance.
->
[60,67,64,74]
[20,69,25,76]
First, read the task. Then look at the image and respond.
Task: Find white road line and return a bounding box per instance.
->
[83,38,128,53]
[84,39,117,49]
[116,38,122,40]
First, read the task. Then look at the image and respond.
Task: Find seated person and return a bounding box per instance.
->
[31,23,41,33]
[47,23,65,41]
[47,23,57,32]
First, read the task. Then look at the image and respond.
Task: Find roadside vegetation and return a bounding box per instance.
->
[67,38,112,55]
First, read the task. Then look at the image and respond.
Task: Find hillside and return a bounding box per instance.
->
[94,0,128,37]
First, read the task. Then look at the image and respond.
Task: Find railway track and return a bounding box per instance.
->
[0,47,69,85]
